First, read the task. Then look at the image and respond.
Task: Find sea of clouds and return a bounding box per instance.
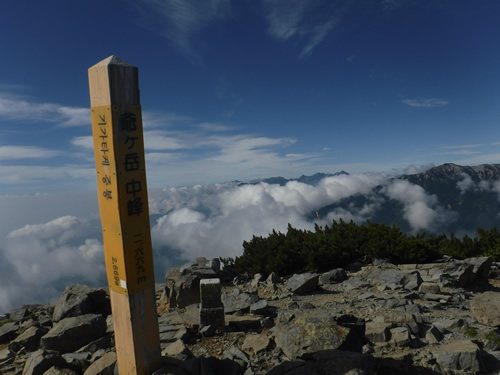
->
[0,173,474,314]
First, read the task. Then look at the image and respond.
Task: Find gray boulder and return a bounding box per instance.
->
[403,271,423,290]
[425,325,444,344]
[361,266,406,290]
[266,272,281,286]
[272,310,366,359]
[418,282,441,294]
[365,321,391,344]
[286,273,319,295]
[222,292,258,314]
[62,352,91,370]
[83,351,116,375]
[433,340,483,374]
[43,367,80,375]
[0,321,19,344]
[249,299,269,315]
[440,257,493,288]
[22,349,67,375]
[52,285,109,323]
[41,314,106,353]
[319,269,348,285]
[165,257,221,308]
[9,326,47,353]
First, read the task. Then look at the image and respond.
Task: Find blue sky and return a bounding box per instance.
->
[1,0,500,195]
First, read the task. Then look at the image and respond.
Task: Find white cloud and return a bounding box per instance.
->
[383,179,453,232]
[452,153,500,166]
[263,0,339,58]
[71,136,94,149]
[456,173,475,194]
[404,164,434,175]
[1,216,106,313]
[438,144,483,156]
[144,133,309,188]
[197,122,232,132]
[0,170,479,312]
[456,173,500,198]
[442,150,481,156]
[142,111,193,129]
[144,130,187,150]
[0,146,59,160]
[441,144,483,150]
[149,173,389,262]
[0,94,89,127]
[0,83,32,91]
[400,98,449,108]
[133,0,231,64]
[0,165,95,186]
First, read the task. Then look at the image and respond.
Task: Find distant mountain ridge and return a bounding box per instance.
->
[402,163,500,186]
[242,171,349,186]
[398,163,500,233]
[312,163,500,234]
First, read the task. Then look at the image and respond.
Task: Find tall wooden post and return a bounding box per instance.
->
[88,56,161,375]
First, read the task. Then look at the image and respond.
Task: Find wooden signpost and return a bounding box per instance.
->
[88,56,161,375]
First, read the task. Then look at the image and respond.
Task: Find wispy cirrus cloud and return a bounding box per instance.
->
[441,150,481,156]
[262,0,341,58]
[0,146,60,161]
[452,153,500,167]
[400,97,449,108]
[134,0,343,62]
[142,111,193,129]
[133,0,231,65]
[0,83,32,92]
[145,130,189,150]
[0,94,89,127]
[197,122,232,132]
[0,165,95,186]
[382,0,413,10]
[71,136,93,150]
[441,144,484,150]
[437,144,483,156]
[68,114,312,188]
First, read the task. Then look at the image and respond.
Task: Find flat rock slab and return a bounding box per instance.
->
[0,322,18,344]
[470,291,500,327]
[267,351,376,375]
[9,326,46,353]
[222,293,257,314]
[242,333,271,355]
[83,351,116,375]
[41,314,106,353]
[272,310,362,360]
[44,367,80,375]
[361,266,406,290]
[365,321,390,344]
[22,349,67,375]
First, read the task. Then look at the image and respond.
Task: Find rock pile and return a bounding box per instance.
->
[1,257,500,374]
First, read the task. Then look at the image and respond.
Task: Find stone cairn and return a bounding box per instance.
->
[1,256,500,375]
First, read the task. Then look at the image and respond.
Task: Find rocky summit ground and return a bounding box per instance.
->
[1,256,500,375]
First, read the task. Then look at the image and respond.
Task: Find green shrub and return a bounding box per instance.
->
[229,220,500,277]
[485,331,500,346]
[465,326,478,337]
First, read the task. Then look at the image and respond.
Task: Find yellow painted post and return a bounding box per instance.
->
[88,56,161,375]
